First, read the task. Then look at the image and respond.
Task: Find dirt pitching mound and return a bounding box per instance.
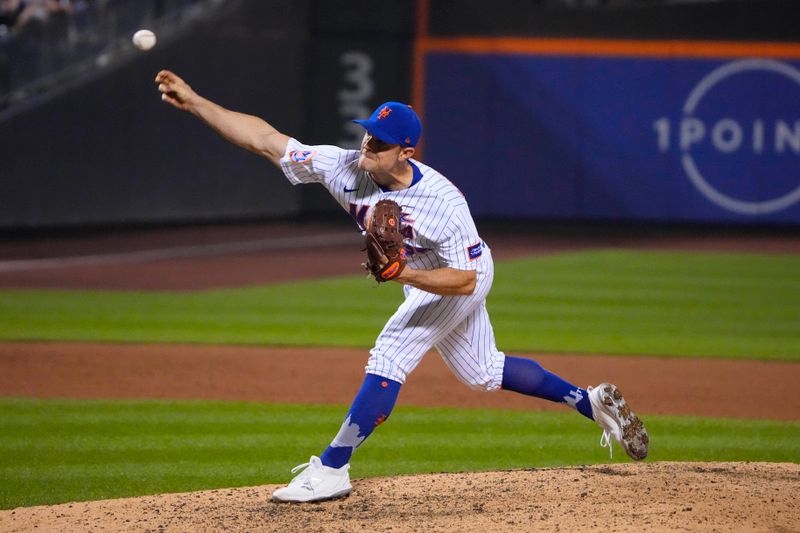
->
[2,462,797,532]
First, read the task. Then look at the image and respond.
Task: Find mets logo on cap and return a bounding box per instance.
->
[377,106,392,120]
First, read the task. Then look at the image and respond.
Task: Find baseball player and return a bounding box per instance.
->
[155,70,649,503]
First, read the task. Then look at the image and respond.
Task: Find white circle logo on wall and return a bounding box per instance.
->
[653,59,800,215]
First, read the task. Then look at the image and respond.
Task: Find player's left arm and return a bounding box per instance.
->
[399,201,480,296]
[394,267,476,296]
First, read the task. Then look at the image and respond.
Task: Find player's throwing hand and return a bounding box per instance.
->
[155,70,196,111]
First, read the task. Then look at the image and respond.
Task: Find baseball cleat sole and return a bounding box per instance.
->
[590,383,649,461]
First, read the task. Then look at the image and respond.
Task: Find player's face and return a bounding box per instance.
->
[358,132,403,172]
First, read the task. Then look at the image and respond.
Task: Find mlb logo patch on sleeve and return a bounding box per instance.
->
[289,149,317,163]
[467,242,483,260]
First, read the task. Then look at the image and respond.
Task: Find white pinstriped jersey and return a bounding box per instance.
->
[279,138,505,391]
[280,138,489,273]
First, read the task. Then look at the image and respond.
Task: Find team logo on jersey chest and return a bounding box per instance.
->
[288,149,317,163]
[349,202,430,256]
[350,204,370,229]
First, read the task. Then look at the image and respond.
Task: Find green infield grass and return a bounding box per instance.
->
[1,398,798,509]
[0,250,797,359]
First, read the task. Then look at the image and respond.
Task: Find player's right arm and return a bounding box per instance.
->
[155,70,289,167]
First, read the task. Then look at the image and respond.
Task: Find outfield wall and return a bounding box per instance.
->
[422,49,800,224]
[0,0,414,228]
[2,0,799,228]
[418,1,800,224]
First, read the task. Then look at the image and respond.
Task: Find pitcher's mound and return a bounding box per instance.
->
[2,462,798,532]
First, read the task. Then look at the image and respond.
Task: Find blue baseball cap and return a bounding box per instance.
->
[353,102,422,148]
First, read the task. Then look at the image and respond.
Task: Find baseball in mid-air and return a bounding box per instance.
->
[132,29,157,51]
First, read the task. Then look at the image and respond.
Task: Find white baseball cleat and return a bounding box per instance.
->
[271,455,352,503]
[588,383,649,461]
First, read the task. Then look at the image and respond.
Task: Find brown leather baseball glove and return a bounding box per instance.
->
[363,199,407,282]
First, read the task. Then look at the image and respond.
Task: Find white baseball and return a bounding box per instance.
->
[132,29,157,51]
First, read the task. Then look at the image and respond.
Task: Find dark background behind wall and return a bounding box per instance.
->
[1,0,798,229]
[429,0,800,40]
[0,0,415,229]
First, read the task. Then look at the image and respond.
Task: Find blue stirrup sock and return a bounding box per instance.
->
[501,356,593,419]
[320,373,402,469]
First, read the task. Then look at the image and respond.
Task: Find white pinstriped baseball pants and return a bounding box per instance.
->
[365,249,506,391]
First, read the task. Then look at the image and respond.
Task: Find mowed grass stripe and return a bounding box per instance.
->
[492,251,799,358]
[0,250,797,359]
[0,398,798,509]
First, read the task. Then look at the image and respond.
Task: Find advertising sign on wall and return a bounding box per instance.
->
[422,40,800,224]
